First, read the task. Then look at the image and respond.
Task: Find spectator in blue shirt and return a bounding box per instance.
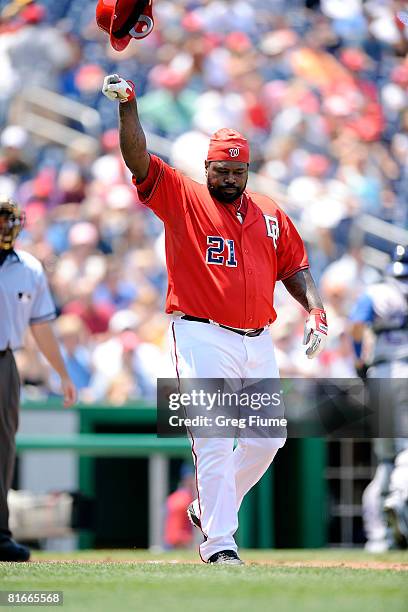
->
[93,256,137,311]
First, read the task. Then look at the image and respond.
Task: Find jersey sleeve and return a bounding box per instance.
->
[276,210,309,281]
[349,293,375,324]
[29,267,56,325]
[132,154,185,224]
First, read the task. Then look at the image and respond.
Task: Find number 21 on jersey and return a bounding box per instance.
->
[206,236,237,267]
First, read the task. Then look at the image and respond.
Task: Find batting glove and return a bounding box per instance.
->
[102,74,135,103]
[303,308,328,359]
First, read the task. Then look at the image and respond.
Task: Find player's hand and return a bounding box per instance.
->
[303,308,328,359]
[355,359,368,380]
[102,74,135,103]
[61,376,77,408]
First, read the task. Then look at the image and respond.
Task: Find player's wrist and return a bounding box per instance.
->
[306,308,328,337]
[120,79,136,103]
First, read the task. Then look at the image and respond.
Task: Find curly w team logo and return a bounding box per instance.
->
[229,148,240,158]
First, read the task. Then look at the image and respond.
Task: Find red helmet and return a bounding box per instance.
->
[96,0,154,52]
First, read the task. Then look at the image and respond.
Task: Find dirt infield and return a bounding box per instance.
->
[258,560,408,571]
[29,559,408,571]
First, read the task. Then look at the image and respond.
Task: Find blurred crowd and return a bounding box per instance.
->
[0,0,407,402]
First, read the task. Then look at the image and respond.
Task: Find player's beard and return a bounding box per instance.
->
[207,180,247,204]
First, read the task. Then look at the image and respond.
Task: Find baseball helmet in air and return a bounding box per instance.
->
[0,195,25,250]
[96,0,154,52]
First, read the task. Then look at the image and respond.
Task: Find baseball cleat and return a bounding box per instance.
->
[187,502,207,541]
[208,550,244,565]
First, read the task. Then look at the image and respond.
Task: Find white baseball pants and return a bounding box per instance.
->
[169,316,285,561]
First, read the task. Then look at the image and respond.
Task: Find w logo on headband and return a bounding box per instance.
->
[229,148,240,158]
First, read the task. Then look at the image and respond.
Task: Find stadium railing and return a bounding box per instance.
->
[17,402,190,549]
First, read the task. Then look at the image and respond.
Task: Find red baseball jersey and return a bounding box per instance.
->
[133,155,309,329]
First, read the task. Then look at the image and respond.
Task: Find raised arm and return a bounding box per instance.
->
[102,74,150,181]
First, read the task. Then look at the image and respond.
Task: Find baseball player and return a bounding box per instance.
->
[350,245,408,551]
[102,74,328,564]
[0,196,77,562]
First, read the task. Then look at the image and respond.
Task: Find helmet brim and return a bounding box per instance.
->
[110,31,132,51]
[109,2,132,51]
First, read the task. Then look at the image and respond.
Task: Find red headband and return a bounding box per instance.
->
[207,128,250,163]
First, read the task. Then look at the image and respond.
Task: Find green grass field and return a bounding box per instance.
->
[1,549,407,612]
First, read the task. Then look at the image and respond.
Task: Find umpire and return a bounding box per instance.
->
[0,195,76,561]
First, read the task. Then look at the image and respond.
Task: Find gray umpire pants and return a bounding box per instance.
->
[0,349,20,539]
